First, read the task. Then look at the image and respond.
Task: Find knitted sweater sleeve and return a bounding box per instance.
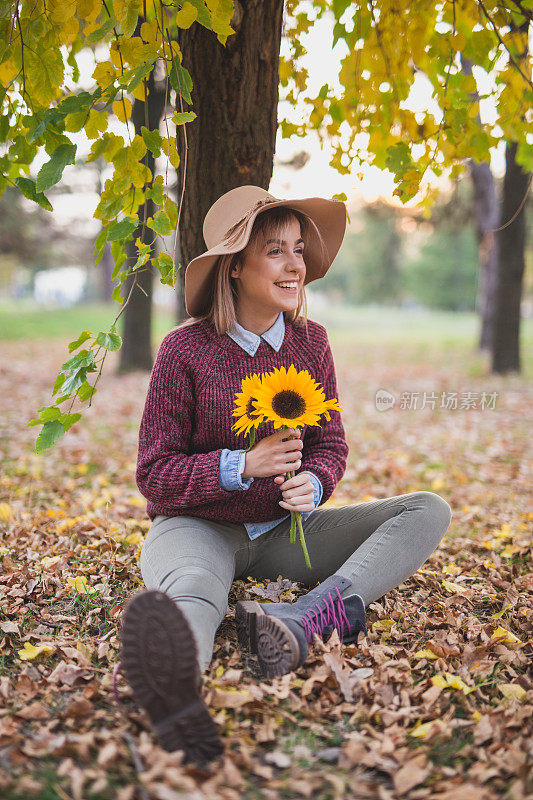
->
[135,333,235,509]
[298,334,349,505]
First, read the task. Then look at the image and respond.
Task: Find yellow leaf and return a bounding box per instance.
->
[416,568,437,576]
[472,710,482,722]
[373,619,395,631]
[490,604,511,620]
[76,464,89,474]
[442,562,462,575]
[76,640,93,660]
[499,683,526,702]
[494,523,512,538]
[430,673,473,693]
[18,642,54,661]
[445,672,473,693]
[92,61,116,88]
[501,545,520,557]
[66,576,97,595]
[0,503,14,521]
[41,555,61,568]
[175,1,198,28]
[113,97,132,122]
[413,648,439,660]
[409,720,436,738]
[491,626,521,644]
[441,579,467,594]
[123,532,142,546]
[431,478,444,490]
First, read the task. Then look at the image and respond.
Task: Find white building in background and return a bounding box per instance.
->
[33,266,87,307]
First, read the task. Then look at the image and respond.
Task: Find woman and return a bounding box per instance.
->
[118,185,452,766]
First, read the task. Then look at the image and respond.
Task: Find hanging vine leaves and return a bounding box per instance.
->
[0,0,234,451]
[281,0,532,207]
[0,1,530,451]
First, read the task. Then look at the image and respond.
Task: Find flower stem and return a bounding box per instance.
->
[296,511,312,569]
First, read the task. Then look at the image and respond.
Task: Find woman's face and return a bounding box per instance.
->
[231,217,306,317]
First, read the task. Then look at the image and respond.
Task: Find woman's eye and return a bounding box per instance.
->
[268,248,304,255]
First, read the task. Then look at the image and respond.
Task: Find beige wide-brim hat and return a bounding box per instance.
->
[184,184,347,317]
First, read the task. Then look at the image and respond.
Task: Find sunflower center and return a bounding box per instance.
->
[271,389,306,419]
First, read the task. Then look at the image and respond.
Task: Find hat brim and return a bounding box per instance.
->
[184,196,347,317]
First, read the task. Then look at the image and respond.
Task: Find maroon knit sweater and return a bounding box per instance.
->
[136,316,349,523]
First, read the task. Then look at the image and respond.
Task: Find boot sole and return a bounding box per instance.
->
[235,601,302,677]
[234,600,265,655]
[120,589,223,765]
[254,615,301,678]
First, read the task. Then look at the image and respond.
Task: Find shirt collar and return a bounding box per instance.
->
[226,311,285,355]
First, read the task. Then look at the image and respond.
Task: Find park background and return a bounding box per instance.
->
[0,4,531,800]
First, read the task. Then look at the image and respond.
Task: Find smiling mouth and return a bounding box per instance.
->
[274,282,299,292]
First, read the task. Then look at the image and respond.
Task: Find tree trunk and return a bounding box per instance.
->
[490,18,530,375]
[118,66,166,372]
[174,0,285,323]
[491,140,530,373]
[460,54,500,351]
[468,161,500,350]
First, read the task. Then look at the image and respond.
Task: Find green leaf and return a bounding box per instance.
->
[153,252,175,286]
[112,282,125,305]
[14,177,53,211]
[108,217,138,242]
[122,60,156,92]
[141,126,163,157]
[147,211,171,236]
[169,60,193,104]
[36,143,77,193]
[86,16,118,44]
[96,330,122,351]
[172,111,197,125]
[77,381,96,402]
[61,350,96,372]
[68,330,92,353]
[62,412,82,432]
[35,420,65,453]
[26,405,61,427]
[51,372,65,397]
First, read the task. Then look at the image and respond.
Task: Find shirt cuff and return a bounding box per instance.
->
[219,448,254,491]
[299,470,323,517]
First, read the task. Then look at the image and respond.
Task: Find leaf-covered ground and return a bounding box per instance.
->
[0,333,531,800]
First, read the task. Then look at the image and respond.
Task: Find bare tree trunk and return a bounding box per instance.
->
[174,0,285,323]
[118,66,166,372]
[491,140,529,373]
[490,18,530,375]
[460,54,500,351]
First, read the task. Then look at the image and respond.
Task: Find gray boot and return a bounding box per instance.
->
[235,574,367,678]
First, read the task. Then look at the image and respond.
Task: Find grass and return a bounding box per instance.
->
[1,298,532,376]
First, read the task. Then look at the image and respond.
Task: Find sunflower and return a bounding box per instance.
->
[231,373,266,436]
[250,364,343,430]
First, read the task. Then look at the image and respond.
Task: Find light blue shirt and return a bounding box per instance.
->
[219,311,323,540]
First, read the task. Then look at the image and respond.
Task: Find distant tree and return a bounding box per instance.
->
[320,202,403,305]
[402,226,478,311]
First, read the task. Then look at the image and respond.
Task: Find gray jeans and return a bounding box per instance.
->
[140,491,452,672]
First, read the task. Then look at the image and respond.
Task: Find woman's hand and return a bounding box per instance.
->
[242,427,303,479]
[274,472,315,513]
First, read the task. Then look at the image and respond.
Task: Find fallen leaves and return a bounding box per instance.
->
[0,337,531,799]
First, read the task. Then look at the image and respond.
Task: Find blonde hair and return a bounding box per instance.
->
[174,206,329,338]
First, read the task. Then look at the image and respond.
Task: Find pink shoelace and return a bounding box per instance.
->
[298,587,350,641]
